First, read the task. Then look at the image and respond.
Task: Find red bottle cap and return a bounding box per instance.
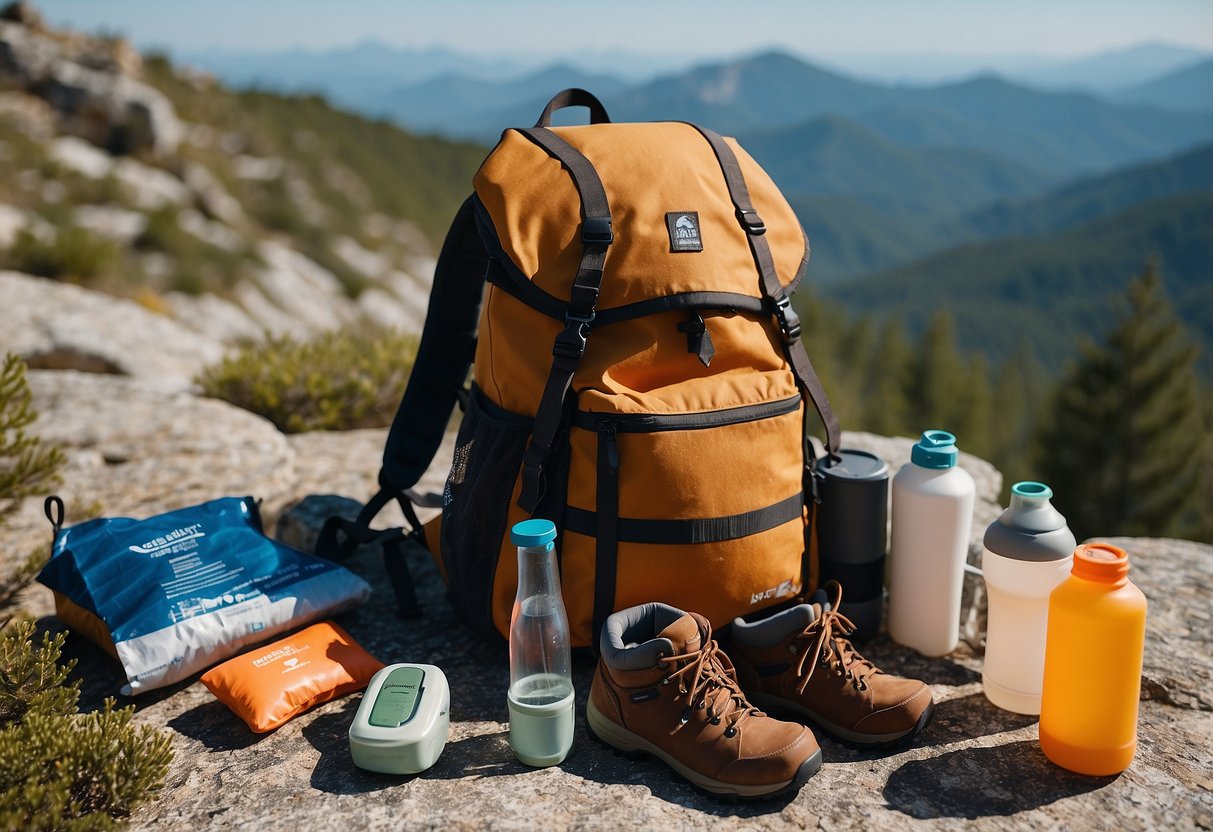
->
[1072,543,1130,584]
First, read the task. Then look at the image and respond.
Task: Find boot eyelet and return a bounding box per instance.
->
[710,716,721,726]
[724,727,737,738]
[697,701,707,710]
[661,678,671,686]
[787,644,798,655]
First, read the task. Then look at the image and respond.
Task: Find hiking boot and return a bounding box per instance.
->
[587,602,822,800]
[729,582,934,748]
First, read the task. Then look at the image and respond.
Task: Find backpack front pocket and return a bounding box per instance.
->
[560,394,808,645]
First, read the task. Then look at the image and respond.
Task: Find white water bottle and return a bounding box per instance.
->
[887,430,975,657]
[981,481,1075,714]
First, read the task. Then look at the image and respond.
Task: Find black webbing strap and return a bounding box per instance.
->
[592,426,620,653]
[685,124,842,456]
[315,490,423,619]
[535,88,611,128]
[514,126,614,513]
[565,492,804,544]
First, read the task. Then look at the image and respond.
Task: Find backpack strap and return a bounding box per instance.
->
[686,124,842,456]
[316,194,489,618]
[513,126,614,513]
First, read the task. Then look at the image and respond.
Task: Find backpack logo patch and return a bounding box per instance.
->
[666,212,703,252]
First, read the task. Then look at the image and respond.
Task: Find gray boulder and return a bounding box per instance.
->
[0,270,225,385]
[0,17,182,156]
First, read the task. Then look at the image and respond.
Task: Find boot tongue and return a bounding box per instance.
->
[656,612,706,655]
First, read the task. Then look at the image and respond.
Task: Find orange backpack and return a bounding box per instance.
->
[325,89,840,647]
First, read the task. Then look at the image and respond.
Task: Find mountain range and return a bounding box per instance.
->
[143,43,1213,375]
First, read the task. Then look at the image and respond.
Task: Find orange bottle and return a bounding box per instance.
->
[1039,543,1147,775]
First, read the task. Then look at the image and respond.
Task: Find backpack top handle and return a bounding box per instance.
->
[535,88,612,128]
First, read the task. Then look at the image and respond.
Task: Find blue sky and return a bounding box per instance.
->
[36,0,1213,58]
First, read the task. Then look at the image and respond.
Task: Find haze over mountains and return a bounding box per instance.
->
[181,42,1213,371]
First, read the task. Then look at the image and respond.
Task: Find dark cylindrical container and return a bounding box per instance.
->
[813,449,889,640]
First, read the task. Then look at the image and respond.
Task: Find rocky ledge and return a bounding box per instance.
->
[4,371,1210,831]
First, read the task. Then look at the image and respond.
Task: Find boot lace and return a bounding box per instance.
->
[792,581,880,695]
[659,624,758,738]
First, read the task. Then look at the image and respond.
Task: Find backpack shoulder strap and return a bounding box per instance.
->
[379,194,490,496]
[685,124,842,456]
[315,195,489,618]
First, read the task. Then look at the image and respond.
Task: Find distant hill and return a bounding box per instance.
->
[1010,43,1212,93]
[414,52,1213,180]
[822,193,1213,373]
[742,115,1056,217]
[791,193,949,284]
[957,143,1213,240]
[1118,58,1213,113]
[380,65,629,134]
[856,74,1213,174]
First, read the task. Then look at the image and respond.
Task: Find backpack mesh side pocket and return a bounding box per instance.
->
[441,384,531,638]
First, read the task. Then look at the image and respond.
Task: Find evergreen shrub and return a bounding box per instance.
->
[197,327,418,432]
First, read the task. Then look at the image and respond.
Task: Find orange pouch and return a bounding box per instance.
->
[200,621,383,733]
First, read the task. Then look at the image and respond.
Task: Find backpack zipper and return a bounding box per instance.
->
[576,393,801,433]
[600,421,620,472]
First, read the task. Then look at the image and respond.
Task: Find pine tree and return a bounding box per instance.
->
[989,343,1049,491]
[860,317,912,437]
[1034,266,1207,540]
[903,311,970,440]
[957,353,994,460]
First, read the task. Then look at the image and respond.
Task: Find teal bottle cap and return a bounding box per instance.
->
[910,430,958,469]
[1011,481,1052,503]
[511,519,557,550]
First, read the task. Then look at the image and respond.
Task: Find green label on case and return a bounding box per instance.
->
[369,666,425,727]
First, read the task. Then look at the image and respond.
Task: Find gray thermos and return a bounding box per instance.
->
[812,449,889,640]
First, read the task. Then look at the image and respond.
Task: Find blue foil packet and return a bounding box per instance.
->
[38,496,371,695]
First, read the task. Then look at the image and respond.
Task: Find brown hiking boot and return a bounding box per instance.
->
[587,602,822,800]
[729,582,934,748]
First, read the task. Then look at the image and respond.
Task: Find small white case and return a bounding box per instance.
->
[348,663,450,774]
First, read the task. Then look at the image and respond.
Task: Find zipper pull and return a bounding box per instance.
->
[600,421,619,472]
[676,311,715,367]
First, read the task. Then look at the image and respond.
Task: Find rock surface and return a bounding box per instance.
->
[5,389,1209,830]
[0,270,226,384]
[0,18,181,156]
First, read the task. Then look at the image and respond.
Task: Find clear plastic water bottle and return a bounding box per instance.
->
[507,519,574,767]
[981,481,1075,715]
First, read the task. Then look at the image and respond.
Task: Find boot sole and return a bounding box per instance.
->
[585,700,822,801]
[746,691,935,750]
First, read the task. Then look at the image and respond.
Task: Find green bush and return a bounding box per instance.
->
[0,354,172,831]
[5,227,119,285]
[197,327,419,432]
[0,623,173,831]
[0,353,64,525]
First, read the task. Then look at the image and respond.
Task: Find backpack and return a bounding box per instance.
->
[323,89,840,648]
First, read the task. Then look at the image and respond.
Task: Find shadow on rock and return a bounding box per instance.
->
[884,740,1115,819]
[168,699,267,751]
[860,641,981,688]
[303,698,408,794]
[557,718,800,817]
[914,692,1038,748]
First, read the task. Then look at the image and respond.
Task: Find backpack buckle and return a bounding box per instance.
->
[553,313,594,359]
[737,208,766,236]
[774,296,802,343]
[581,216,614,245]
